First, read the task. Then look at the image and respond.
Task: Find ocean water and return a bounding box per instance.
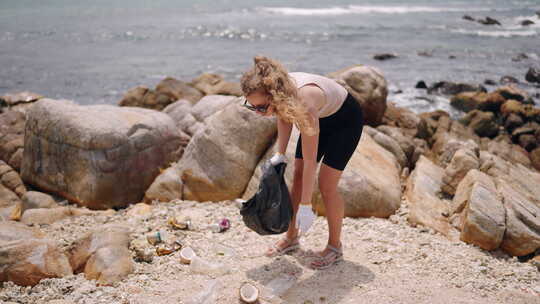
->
[1,0,539,114]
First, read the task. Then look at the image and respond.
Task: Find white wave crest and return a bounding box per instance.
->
[258,5,491,16]
[451,28,538,37]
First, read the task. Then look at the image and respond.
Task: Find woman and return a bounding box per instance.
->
[241,56,364,269]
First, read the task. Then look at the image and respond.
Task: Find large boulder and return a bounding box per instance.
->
[480,151,540,211]
[417,110,451,142]
[460,110,499,138]
[244,130,401,218]
[0,160,25,197]
[328,65,388,126]
[0,91,43,115]
[405,156,454,237]
[144,165,183,203]
[0,239,72,286]
[118,78,204,111]
[163,99,202,136]
[377,125,416,167]
[155,77,204,104]
[486,140,530,167]
[494,85,533,104]
[178,102,276,201]
[0,221,45,241]
[163,95,237,137]
[21,99,184,210]
[456,170,505,250]
[0,161,24,221]
[314,132,401,218]
[381,102,421,137]
[68,225,133,285]
[450,91,505,113]
[191,73,243,96]
[116,86,150,108]
[441,148,480,196]
[0,110,25,170]
[497,180,540,256]
[364,126,406,170]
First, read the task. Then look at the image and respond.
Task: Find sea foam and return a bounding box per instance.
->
[258,5,491,16]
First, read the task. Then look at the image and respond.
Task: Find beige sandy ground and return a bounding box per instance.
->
[1,199,539,304]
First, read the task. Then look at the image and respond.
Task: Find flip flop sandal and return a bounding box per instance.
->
[310,244,343,270]
[265,236,300,257]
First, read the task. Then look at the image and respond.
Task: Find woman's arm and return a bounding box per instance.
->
[300,118,319,205]
[298,87,323,205]
[276,117,293,154]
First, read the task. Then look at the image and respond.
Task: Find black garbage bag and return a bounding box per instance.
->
[240,161,293,235]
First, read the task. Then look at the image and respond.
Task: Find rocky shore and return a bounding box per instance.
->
[1,64,539,303]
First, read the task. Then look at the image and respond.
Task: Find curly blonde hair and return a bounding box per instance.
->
[240,56,317,135]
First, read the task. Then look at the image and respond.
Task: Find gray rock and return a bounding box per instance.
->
[427,81,486,96]
[328,65,388,126]
[525,68,540,84]
[456,170,505,251]
[0,238,73,286]
[497,180,540,256]
[364,126,407,170]
[0,110,26,171]
[405,156,454,237]
[178,102,276,201]
[21,191,57,211]
[441,148,480,196]
[21,99,184,210]
[460,110,499,138]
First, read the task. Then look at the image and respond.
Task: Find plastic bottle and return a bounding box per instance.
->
[186,279,221,304]
[265,274,296,297]
[190,256,231,277]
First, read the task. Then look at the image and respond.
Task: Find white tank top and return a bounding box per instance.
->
[289,72,348,118]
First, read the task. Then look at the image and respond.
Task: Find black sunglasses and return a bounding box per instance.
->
[243,98,270,113]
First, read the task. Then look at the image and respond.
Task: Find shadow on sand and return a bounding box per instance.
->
[246,249,375,303]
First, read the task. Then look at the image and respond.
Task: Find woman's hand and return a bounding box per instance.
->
[270,152,287,165]
[295,204,316,235]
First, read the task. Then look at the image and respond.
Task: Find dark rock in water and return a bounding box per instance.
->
[448,55,457,59]
[512,53,529,62]
[521,20,535,26]
[392,89,403,94]
[511,124,538,142]
[417,50,433,57]
[415,81,428,89]
[537,10,540,18]
[495,86,534,104]
[500,75,519,85]
[463,15,475,22]
[484,79,497,85]
[373,53,397,61]
[504,113,524,132]
[415,96,436,104]
[427,81,486,95]
[478,16,501,26]
[518,134,537,151]
[460,110,499,138]
[525,68,540,84]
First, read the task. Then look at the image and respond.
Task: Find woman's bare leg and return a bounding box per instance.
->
[317,163,344,252]
[285,158,304,240]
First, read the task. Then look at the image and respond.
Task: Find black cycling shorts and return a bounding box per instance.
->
[295,93,364,171]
